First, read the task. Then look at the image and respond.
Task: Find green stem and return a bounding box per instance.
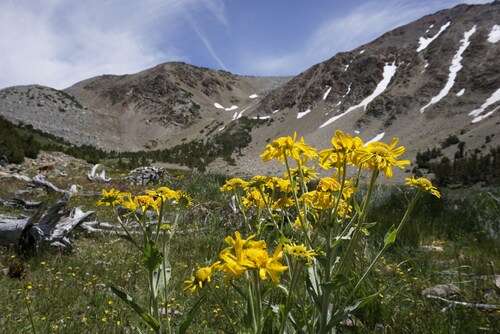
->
[336,169,378,275]
[342,189,423,311]
[283,153,313,248]
[252,270,263,334]
[279,259,304,334]
[21,282,37,334]
[207,284,237,333]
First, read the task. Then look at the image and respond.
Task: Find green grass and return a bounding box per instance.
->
[0,173,498,333]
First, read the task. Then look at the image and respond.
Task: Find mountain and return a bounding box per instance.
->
[0,63,288,150]
[236,1,500,177]
[0,2,499,179]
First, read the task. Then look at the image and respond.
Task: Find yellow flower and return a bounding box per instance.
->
[318,130,364,169]
[248,175,269,190]
[284,165,319,183]
[176,191,194,208]
[155,186,180,200]
[405,176,441,198]
[183,262,220,294]
[317,177,341,192]
[261,132,317,164]
[356,138,410,178]
[270,196,295,210]
[96,188,125,207]
[285,243,317,263]
[242,189,268,209]
[121,193,139,213]
[219,232,288,285]
[317,177,356,199]
[135,195,160,214]
[221,178,249,192]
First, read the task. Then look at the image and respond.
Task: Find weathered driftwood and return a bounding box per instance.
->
[425,295,500,312]
[87,164,111,182]
[0,193,94,254]
[1,198,43,209]
[79,220,142,235]
[30,174,67,193]
[125,166,165,185]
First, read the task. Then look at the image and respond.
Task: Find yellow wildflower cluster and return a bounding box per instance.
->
[405,176,441,198]
[262,130,410,179]
[184,232,288,293]
[97,186,193,214]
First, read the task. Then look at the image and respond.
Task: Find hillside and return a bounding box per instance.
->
[234,2,500,177]
[0,2,498,179]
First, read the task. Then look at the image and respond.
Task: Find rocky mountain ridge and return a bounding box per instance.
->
[0,2,499,177]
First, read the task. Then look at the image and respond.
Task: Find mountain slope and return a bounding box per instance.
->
[0,2,498,179]
[231,1,500,177]
[0,63,288,150]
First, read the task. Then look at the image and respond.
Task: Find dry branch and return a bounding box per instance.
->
[0,193,93,254]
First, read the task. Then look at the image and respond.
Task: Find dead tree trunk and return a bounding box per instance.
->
[0,193,94,254]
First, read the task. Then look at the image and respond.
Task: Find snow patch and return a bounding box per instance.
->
[420,25,476,113]
[218,126,225,132]
[472,106,499,123]
[365,132,385,145]
[456,89,465,97]
[359,50,365,54]
[421,59,429,73]
[354,130,360,134]
[249,94,258,99]
[297,109,312,119]
[323,87,332,100]
[233,105,252,120]
[469,88,500,123]
[214,102,238,111]
[488,25,500,43]
[343,83,352,97]
[344,59,353,71]
[272,109,280,114]
[417,21,451,52]
[320,62,397,128]
[252,115,271,120]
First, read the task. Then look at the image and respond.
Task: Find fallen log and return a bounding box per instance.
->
[0,193,94,254]
[30,174,67,193]
[425,295,500,312]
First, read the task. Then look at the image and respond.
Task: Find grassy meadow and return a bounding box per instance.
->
[0,160,499,333]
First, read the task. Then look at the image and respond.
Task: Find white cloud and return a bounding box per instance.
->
[0,0,212,89]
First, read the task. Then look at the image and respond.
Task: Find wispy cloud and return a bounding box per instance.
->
[0,0,200,89]
[183,4,229,71]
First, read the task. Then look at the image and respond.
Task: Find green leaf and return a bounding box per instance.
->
[384,224,398,247]
[305,266,321,309]
[361,221,378,236]
[321,274,349,291]
[110,285,160,332]
[179,293,207,334]
[344,291,379,313]
[230,280,248,300]
[325,292,379,332]
[141,240,163,272]
[117,233,141,250]
[353,198,361,215]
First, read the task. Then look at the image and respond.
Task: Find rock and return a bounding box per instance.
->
[422,283,461,297]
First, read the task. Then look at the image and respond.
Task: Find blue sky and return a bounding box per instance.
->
[0,0,493,89]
